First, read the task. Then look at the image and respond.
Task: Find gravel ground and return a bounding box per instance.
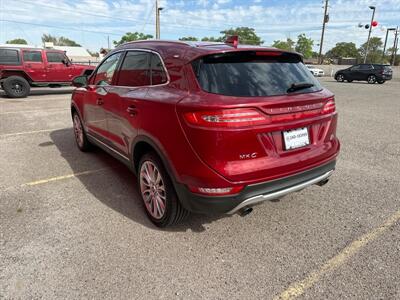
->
[0,79,399,299]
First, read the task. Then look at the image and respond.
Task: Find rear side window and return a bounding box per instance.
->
[192,51,322,97]
[23,51,42,62]
[360,64,372,70]
[46,52,65,63]
[94,52,122,86]
[117,51,151,87]
[150,53,168,85]
[0,49,20,64]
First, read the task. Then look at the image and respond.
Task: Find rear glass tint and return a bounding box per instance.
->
[192,51,322,97]
[0,49,20,64]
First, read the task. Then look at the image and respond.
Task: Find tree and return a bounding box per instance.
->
[113,32,153,46]
[271,38,295,51]
[325,42,360,59]
[42,34,58,45]
[219,27,263,45]
[41,34,81,46]
[200,27,263,45]
[6,38,28,45]
[295,34,314,59]
[201,36,223,42]
[57,36,81,47]
[358,37,383,63]
[179,36,198,41]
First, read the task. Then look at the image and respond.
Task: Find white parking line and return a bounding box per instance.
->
[0,108,69,115]
[0,127,69,138]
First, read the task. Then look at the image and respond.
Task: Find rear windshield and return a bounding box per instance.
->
[0,49,20,65]
[192,51,322,97]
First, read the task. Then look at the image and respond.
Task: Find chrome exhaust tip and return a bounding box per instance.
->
[316,178,329,187]
[239,206,253,217]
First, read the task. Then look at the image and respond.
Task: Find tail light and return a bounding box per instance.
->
[184,108,270,128]
[184,99,336,128]
[188,185,244,196]
[322,97,336,114]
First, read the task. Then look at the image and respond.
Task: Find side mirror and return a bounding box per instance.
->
[72,75,88,88]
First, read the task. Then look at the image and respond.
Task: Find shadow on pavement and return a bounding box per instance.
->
[0,87,74,98]
[50,128,223,233]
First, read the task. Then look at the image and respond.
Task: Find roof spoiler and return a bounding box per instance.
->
[225,35,239,48]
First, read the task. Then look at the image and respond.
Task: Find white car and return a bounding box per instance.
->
[306,65,325,77]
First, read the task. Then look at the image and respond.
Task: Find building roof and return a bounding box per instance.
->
[0,44,38,48]
[52,46,92,58]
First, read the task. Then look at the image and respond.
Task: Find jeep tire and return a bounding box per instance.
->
[3,76,31,98]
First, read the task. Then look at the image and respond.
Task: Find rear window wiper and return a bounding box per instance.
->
[287,82,314,93]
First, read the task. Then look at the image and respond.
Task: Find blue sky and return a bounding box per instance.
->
[0,0,399,52]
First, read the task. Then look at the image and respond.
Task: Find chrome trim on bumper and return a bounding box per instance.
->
[227,170,334,214]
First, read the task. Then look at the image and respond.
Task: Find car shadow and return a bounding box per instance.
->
[49,128,224,232]
[0,88,73,98]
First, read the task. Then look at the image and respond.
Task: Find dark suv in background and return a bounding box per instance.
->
[335,64,392,84]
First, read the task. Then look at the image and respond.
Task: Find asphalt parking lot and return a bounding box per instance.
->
[1,78,399,299]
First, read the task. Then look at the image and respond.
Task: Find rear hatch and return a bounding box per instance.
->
[178,50,339,183]
[382,66,393,78]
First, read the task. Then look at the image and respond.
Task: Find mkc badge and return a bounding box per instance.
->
[239,152,258,159]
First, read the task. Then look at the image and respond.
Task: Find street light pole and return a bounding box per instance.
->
[392,27,399,66]
[363,6,376,63]
[382,28,396,62]
[318,0,329,65]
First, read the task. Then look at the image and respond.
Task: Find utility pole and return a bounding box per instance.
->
[155,0,159,39]
[155,0,163,39]
[318,0,329,65]
[107,36,110,50]
[363,6,376,63]
[392,27,399,66]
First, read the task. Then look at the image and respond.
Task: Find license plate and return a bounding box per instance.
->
[283,127,310,150]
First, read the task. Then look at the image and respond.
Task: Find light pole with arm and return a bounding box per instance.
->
[363,6,376,63]
[392,27,399,66]
[382,28,396,62]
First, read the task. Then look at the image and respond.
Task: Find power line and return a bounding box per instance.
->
[6,0,352,34]
[0,19,123,36]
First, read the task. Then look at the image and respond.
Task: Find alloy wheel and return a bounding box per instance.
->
[337,74,344,82]
[368,75,376,84]
[140,161,167,219]
[73,114,84,148]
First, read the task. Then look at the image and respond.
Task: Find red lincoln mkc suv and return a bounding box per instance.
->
[71,38,340,227]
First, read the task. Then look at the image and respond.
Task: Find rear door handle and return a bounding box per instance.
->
[127,106,137,116]
[96,98,104,105]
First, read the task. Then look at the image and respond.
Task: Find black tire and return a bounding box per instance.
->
[367,75,377,84]
[347,80,353,83]
[3,76,30,98]
[377,80,385,84]
[138,152,189,227]
[72,112,92,152]
[336,74,345,82]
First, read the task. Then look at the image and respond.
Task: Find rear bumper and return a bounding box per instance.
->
[380,74,392,80]
[175,159,336,214]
